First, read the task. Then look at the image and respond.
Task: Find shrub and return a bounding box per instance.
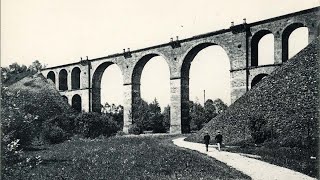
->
[43,125,68,144]
[74,112,119,138]
[151,114,167,133]
[1,89,37,148]
[128,124,142,135]
[47,113,77,133]
[102,115,119,137]
[1,87,39,177]
[41,113,77,144]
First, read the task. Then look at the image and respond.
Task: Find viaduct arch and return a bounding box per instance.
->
[41,7,320,134]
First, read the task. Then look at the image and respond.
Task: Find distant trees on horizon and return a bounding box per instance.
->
[1,60,46,85]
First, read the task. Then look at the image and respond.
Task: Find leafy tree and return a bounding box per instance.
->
[162,105,171,131]
[9,62,25,73]
[213,98,228,114]
[28,60,46,73]
[189,101,206,131]
[131,98,169,133]
[1,61,46,85]
[132,99,149,132]
[102,103,124,130]
[149,98,166,133]
[112,105,124,130]
[204,99,217,123]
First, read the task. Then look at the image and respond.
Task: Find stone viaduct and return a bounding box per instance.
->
[41,7,320,134]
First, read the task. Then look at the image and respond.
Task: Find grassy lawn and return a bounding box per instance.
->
[4,135,250,180]
[225,145,318,178]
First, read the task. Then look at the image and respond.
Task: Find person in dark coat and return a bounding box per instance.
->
[203,131,210,152]
[215,131,223,151]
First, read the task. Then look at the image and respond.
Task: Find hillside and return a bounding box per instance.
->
[3,73,73,122]
[1,70,35,86]
[187,37,319,147]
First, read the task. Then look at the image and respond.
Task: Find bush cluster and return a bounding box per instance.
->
[74,112,119,138]
[128,124,142,135]
[1,87,39,177]
[1,89,37,148]
[42,113,77,144]
[41,112,121,142]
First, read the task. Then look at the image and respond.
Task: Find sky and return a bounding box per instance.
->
[1,0,318,109]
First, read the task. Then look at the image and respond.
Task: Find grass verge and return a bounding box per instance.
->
[4,135,251,180]
[225,145,318,178]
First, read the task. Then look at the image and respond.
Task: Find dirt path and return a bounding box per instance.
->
[173,137,316,180]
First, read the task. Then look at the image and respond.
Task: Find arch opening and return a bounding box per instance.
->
[288,27,309,59]
[131,53,170,132]
[100,64,124,114]
[282,23,308,62]
[71,67,81,90]
[59,69,68,91]
[61,95,68,103]
[251,74,268,88]
[181,43,231,132]
[72,94,82,112]
[92,62,123,113]
[251,30,274,66]
[47,71,55,84]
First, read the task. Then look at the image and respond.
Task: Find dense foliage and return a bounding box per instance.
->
[131,98,170,133]
[1,60,45,86]
[189,99,227,131]
[1,61,124,178]
[42,113,77,144]
[1,84,43,178]
[101,103,124,129]
[130,98,227,133]
[74,112,119,138]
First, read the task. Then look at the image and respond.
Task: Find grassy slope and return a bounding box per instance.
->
[5,135,251,180]
[5,73,72,122]
[187,37,319,145]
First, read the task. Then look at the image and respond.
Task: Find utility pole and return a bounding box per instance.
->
[203,90,206,105]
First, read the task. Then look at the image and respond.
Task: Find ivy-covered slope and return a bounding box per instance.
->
[187,37,319,146]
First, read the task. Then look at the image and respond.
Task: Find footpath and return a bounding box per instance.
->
[173,137,316,180]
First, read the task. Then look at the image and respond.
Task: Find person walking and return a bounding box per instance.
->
[215,131,223,151]
[203,131,210,152]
